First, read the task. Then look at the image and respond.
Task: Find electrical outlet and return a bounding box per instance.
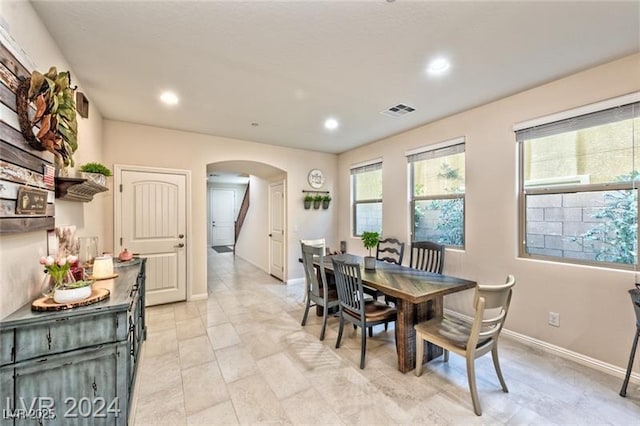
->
[548,312,560,327]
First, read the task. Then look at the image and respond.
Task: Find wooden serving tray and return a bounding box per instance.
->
[31,288,111,312]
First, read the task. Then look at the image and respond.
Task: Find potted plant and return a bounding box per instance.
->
[361,231,380,270]
[303,194,313,210]
[79,162,112,186]
[53,279,94,304]
[313,194,323,209]
[321,194,331,209]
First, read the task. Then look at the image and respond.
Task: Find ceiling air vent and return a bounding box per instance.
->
[380,103,415,118]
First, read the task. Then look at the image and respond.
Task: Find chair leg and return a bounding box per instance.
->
[335,314,345,349]
[620,327,640,397]
[444,348,449,362]
[491,345,509,393]
[319,308,328,341]
[360,325,367,369]
[466,357,482,416]
[415,334,424,376]
[301,296,311,326]
[368,326,373,337]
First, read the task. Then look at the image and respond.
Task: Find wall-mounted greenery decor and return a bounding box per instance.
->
[302,190,330,211]
[16,66,78,169]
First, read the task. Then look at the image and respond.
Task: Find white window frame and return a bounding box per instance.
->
[407,137,466,248]
[515,93,639,269]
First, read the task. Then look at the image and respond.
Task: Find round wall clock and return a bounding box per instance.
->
[307,169,325,189]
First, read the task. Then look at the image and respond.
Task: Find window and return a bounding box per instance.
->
[408,139,465,248]
[351,161,382,236]
[516,97,639,269]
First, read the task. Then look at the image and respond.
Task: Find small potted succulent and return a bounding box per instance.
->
[53,279,94,304]
[312,194,323,209]
[78,162,112,186]
[303,194,313,210]
[321,194,331,209]
[361,231,380,270]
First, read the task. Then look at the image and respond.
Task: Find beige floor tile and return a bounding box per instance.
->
[135,370,186,425]
[176,317,207,341]
[186,400,239,425]
[179,334,216,369]
[280,387,343,425]
[174,302,202,321]
[207,322,242,350]
[215,344,259,383]
[227,373,291,424]
[143,328,179,357]
[181,361,229,416]
[256,352,311,400]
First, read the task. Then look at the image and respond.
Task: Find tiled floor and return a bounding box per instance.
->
[131,249,640,425]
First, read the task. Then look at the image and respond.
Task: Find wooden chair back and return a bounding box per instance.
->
[376,237,405,265]
[409,241,444,273]
[300,242,327,299]
[331,259,365,320]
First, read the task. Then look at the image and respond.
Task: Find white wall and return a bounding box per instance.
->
[0,2,105,318]
[102,120,337,299]
[235,176,270,270]
[337,54,640,371]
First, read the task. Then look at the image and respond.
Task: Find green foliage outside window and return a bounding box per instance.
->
[414,163,464,247]
[580,171,639,265]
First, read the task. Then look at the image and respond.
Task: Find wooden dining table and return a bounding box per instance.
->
[319,253,476,373]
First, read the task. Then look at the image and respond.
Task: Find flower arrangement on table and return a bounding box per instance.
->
[40,255,94,302]
[40,255,76,285]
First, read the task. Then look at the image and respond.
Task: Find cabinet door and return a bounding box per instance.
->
[2,342,128,426]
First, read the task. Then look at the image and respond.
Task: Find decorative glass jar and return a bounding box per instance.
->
[40,269,76,298]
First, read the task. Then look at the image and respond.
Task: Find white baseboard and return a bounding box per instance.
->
[444,308,639,385]
[287,277,304,286]
[189,292,209,301]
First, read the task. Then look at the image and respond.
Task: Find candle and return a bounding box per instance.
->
[92,255,114,279]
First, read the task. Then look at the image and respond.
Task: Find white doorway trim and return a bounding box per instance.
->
[114,164,192,300]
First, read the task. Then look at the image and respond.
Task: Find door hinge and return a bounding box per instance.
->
[119,184,123,192]
[120,237,123,246]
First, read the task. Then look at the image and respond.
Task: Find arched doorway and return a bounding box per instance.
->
[206,160,287,281]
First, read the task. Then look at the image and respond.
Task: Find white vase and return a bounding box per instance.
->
[54,284,92,304]
[364,256,376,270]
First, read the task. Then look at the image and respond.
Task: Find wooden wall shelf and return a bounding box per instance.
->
[55,177,108,202]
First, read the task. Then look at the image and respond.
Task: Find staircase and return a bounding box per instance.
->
[234,183,250,254]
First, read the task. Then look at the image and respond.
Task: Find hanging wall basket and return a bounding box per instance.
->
[16,67,78,168]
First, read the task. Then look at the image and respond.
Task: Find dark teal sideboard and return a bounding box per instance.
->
[0,258,146,425]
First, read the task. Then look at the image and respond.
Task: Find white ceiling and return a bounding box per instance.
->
[31,1,639,154]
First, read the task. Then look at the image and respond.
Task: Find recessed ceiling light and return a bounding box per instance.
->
[159,91,179,106]
[324,118,339,130]
[426,57,450,75]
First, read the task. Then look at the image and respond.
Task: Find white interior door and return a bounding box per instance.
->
[211,188,235,247]
[269,181,285,281]
[117,167,187,306]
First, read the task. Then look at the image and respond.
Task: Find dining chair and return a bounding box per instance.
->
[300,241,339,341]
[376,237,405,265]
[414,275,515,416]
[331,258,397,369]
[409,240,445,273]
[376,237,406,308]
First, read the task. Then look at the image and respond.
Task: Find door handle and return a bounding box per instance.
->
[174,243,185,248]
[178,234,184,239]
[269,233,272,237]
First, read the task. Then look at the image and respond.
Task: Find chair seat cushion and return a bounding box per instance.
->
[415,316,490,349]
[345,300,397,321]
